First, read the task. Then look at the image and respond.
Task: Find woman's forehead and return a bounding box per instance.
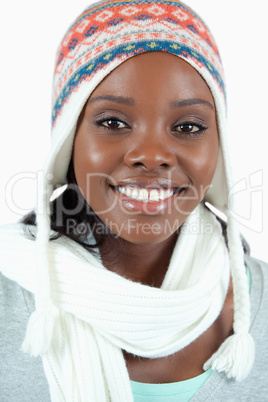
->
[90,52,214,104]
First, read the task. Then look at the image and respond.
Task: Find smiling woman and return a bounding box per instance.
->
[73,53,218,248]
[0,0,267,401]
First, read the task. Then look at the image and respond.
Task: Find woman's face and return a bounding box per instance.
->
[73,52,218,244]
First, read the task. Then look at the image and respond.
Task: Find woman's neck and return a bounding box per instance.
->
[100,232,178,287]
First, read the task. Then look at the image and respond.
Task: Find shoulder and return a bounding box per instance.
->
[0,271,35,325]
[0,272,50,399]
[245,255,268,389]
[193,254,268,401]
[0,223,36,335]
[0,224,36,354]
[244,254,268,326]
[245,253,268,273]
[245,253,268,302]
[0,222,37,292]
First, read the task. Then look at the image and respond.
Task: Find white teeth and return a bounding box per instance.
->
[165,189,173,198]
[125,187,132,197]
[117,186,175,202]
[149,189,160,201]
[159,189,166,200]
[131,188,139,199]
[139,189,149,201]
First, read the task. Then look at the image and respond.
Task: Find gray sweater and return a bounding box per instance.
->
[0,253,267,401]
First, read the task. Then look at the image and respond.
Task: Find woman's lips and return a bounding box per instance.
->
[111,184,185,214]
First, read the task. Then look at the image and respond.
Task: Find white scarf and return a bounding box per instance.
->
[1,204,230,401]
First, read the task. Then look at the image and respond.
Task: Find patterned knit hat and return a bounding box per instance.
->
[23,0,254,381]
[51,0,227,210]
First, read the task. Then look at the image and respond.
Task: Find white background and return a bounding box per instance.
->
[0,0,267,261]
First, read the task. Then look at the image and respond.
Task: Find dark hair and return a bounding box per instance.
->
[21,160,125,263]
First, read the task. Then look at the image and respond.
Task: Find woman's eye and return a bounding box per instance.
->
[173,122,207,135]
[97,118,129,130]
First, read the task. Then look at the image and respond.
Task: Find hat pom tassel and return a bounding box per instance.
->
[204,332,255,381]
[22,301,60,357]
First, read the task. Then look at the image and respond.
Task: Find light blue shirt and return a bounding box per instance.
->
[131,368,213,402]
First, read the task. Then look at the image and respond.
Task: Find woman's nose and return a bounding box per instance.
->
[124,138,176,172]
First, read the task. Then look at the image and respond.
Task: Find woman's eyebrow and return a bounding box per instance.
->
[87,95,135,106]
[170,98,215,110]
[87,95,214,110]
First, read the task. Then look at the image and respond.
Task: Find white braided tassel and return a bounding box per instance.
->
[204,211,255,381]
[204,331,255,381]
[22,172,59,357]
[22,301,60,356]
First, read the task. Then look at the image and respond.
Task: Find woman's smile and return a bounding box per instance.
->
[73,51,219,244]
[111,180,187,214]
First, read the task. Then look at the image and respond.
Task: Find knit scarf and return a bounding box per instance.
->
[1,204,230,401]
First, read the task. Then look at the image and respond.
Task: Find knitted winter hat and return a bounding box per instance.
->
[23,0,254,381]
